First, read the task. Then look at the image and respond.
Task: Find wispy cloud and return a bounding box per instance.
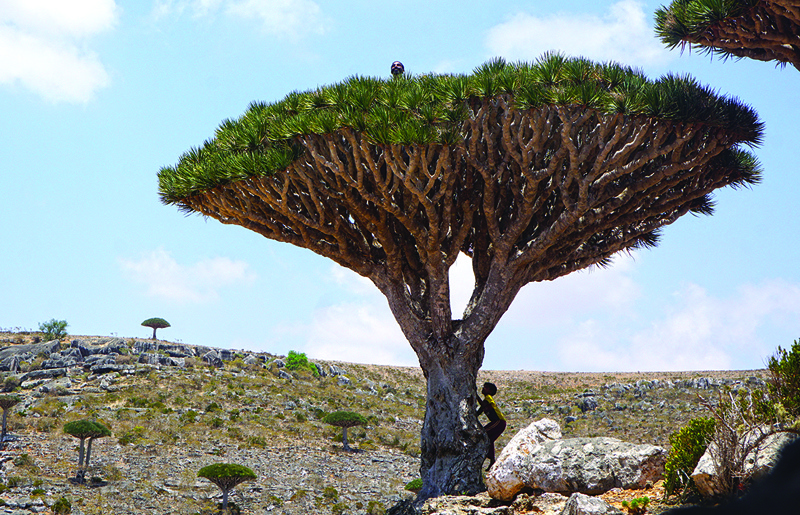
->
[0,0,118,103]
[485,0,671,67]
[153,0,328,39]
[556,280,800,371]
[300,265,418,366]
[120,248,256,303]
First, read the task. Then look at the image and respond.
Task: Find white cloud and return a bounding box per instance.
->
[120,248,256,303]
[304,301,418,366]
[0,0,118,103]
[556,280,800,371]
[485,0,671,67]
[300,264,418,366]
[154,0,328,39]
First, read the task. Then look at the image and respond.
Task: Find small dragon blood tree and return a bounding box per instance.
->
[198,463,257,512]
[323,410,368,451]
[141,317,171,339]
[63,419,111,483]
[0,395,20,450]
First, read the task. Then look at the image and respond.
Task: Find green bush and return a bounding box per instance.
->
[285,350,319,377]
[38,319,68,342]
[664,417,716,498]
[621,496,650,515]
[367,500,386,515]
[404,478,422,492]
[52,497,71,514]
[765,339,800,417]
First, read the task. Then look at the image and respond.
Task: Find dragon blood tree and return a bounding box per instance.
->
[159,55,763,502]
[656,0,800,71]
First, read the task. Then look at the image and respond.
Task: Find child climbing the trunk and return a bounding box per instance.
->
[476,382,506,470]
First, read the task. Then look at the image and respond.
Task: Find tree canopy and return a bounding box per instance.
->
[656,0,800,70]
[159,54,764,500]
[141,317,170,339]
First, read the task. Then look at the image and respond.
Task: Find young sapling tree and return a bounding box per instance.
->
[323,411,367,451]
[198,463,257,512]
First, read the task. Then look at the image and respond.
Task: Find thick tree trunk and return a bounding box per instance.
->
[415,340,488,502]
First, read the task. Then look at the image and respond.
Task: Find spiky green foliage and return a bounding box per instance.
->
[322,411,367,428]
[64,419,110,439]
[159,54,762,203]
[655,0,800,70]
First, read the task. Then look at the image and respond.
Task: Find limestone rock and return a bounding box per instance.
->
[559,493,622,515]
[0,340,60,360]
[486,418,562,501]
[488,435,665,500]
[202,350,223,367]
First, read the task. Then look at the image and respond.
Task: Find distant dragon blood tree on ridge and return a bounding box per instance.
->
[158,55,763,504]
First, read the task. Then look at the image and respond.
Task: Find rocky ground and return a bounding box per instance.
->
[0,332,770,514]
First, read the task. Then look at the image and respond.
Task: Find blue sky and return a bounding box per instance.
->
[2,0,799,372]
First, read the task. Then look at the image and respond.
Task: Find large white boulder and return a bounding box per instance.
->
[487,431,665,501]
[485,418,562,501]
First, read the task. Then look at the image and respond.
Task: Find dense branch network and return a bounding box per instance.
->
[180,97,756,357]
[656,0,800,70]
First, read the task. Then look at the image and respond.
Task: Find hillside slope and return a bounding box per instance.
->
[0,333,767,514]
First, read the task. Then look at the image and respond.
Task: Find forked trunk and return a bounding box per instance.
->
[416,342,488,502]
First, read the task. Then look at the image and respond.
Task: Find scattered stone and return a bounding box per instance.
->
[560,493,622,515]
[202,350,223,368]
[278,370,292,380]
[578,397,598,413]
